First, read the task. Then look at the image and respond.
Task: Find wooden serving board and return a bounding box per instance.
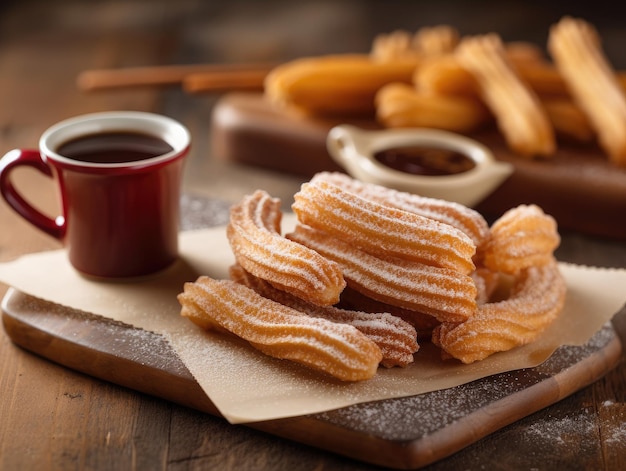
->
[210,93,626,240]
[2,288,622,470]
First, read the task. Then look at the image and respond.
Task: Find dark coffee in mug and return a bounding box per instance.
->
[0,111,191,278]
[56,131,174,164]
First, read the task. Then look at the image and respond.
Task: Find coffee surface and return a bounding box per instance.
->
[57,131,173,164]
[374,146,475,176]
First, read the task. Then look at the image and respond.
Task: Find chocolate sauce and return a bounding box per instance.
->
[374,146,475,176]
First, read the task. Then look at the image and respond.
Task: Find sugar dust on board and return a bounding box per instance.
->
[56,131,174,164]
[374,147,475,176]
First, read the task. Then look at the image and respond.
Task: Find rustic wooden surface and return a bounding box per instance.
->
[1,1,626,470]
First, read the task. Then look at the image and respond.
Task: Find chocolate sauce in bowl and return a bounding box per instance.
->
[374,146,475,176]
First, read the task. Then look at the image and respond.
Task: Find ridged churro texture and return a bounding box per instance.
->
[292,180,476,274]
[311,172,491,249]
[226,189,345,306]
[481,204,561,275]
[229,264,419,368]
[179,277,383,381]
[549,16,626,166]
[433,260,566,364]
[287,223,477,324]
[180,172,567,375]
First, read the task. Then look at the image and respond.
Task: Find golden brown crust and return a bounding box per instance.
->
[179,276,383,381]
[229,264,419,368]
[481,204,560,275]
[456,34,555,157]
[227,190,345,306]
[433,260,566,363]
[548,16,626,165]
[287,223,477,324]
[292,180,476,274]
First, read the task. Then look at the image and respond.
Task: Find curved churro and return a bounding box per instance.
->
[288,223,477,323]
[548,16,626,166]
[456,34,555,157]
[311,172,491,249]
[375,82,491,133]
[230,264,419,368]
[432,259,566,363]
[227,190,345,306]
[292,180,476,274]
[482,204,560,275]
[179,277,382,381]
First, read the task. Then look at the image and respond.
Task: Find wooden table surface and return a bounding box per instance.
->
[1,1,625,469]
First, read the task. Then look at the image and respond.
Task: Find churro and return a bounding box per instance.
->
[542,98,594,142]
[230,264,419,368]
[287,223,477,323]
[432,259,566,363]
[227,190,345,306]
[338,287,441,335]
[375,82,490,133]
[311,172,491,249]
[179,277,382,381]
[292,180,476,274]
[549,16,626,165]
[456,34,555,157]
[482,204,560,275]
[264,54,418,116]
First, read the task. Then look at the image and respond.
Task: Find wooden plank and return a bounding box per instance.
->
[2,287,622,469]
[210,93,626,239]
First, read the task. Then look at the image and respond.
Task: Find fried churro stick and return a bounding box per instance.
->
[311,172,491,249]
[227,190,345,306]
[292,180,476,274]
[549,16,626,165]
[288,223,477,323]
[264,54,418,116]
[179,277,382,381]
[414,54,479,96]
[432,259,566,364]
[375,82,491,133]
[456,34,555,157]
[482,204,560,275]
[416,53,626,98]
[229,264,419,368]
[542,98,594,142]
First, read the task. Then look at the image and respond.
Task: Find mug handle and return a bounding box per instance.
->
[0,149,64,239]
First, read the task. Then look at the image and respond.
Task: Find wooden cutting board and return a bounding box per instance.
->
[2,287,622,470]
[210,93,626,240]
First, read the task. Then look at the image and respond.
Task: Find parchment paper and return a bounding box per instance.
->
[1,214,625,424]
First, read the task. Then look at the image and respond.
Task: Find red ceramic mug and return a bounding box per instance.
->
[0,111,190,278]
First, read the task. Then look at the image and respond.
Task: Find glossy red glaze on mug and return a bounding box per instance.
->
[0,112,190,278]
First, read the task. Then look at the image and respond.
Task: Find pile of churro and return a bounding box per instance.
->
[178,172,566,381]
[265,17,626,166]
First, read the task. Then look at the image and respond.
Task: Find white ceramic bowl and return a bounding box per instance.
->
[327,125,514,207]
